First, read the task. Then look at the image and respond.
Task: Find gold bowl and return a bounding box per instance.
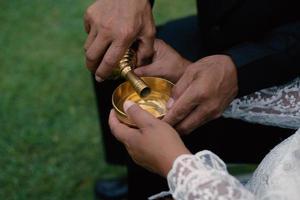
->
[112,77,174,126]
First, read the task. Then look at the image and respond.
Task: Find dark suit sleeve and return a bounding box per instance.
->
[226,21,300,97]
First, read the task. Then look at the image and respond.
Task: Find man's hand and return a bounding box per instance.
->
[109,101,190,177]
[84,0,155,81]
[134,39,191,83]
[164,55,238,135]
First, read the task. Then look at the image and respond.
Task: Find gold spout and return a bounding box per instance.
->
[118,49,151,98]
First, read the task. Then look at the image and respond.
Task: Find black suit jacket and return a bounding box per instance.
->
[196,0,300,96]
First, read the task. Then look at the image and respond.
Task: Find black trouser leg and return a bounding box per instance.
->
[92,77,128,165]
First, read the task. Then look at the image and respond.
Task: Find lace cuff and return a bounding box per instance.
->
[167,151,254,200]
[223,77,300,129]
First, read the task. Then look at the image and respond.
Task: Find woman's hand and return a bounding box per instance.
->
[134,39,191,83]
[109,101,191,177]
[84,0,156,81]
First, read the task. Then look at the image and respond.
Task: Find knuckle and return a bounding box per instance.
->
[171,86,181,99]
[155,39,165,47]
[119,26,136,41]
[145,27,156,38]
[196,90,209,101]
[85,6,93,18]
[85,52,97,63]
[205,102,221,119]
[176,125,190,136]
[172,109,186,121]
[103,56,116,68]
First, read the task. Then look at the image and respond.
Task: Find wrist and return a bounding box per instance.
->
[219,54,237,71]
[221,54,239,97]
[161,148,191,178]
[175,57,192,82]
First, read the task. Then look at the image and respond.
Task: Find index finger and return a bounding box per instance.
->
[95,40,131,80]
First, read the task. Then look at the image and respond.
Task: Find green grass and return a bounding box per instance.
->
[0,1,196,199]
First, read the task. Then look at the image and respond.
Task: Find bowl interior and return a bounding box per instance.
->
[112,77,173,125]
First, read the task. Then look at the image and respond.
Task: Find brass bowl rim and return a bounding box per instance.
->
[112,76,174,118]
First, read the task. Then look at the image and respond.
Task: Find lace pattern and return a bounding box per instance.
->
[246,129,300,200]
[167,151,254,200]
[223,77,300,129]
[167,129,300,200]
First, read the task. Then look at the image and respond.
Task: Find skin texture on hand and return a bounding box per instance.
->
[84,0,156,81]
[109,101,191,177]
[134,39,191,83]
[163,55,238,135]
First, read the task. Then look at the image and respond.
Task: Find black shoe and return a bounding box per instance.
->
[94,178,128,200]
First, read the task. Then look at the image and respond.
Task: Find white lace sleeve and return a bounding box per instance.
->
[167,151,254,200]
[223,77,300,129]
[151,78,300,200]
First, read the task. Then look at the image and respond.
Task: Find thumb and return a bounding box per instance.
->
[123,100,158,128]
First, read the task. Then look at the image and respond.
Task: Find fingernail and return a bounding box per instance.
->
[123,100,135,113]
[166,98,174,109]
[133,68,141,75]
[95,75,103,82]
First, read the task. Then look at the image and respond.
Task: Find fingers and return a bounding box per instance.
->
[163,86,198,126]
[123,100,159,128]
[134,64,161,78]
[109,109,138,143]
[171,68,195,100]
[85,35,111,72]
[175,105,210,135]
[162,69,197,125]
[136,36,155,66]
[83,12,91,33]
[95,40,131,80]
[84,27,97,51]
[136,10,156,66]
[134,39,161,77]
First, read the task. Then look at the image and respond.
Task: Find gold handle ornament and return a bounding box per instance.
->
[117,49,151,98]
